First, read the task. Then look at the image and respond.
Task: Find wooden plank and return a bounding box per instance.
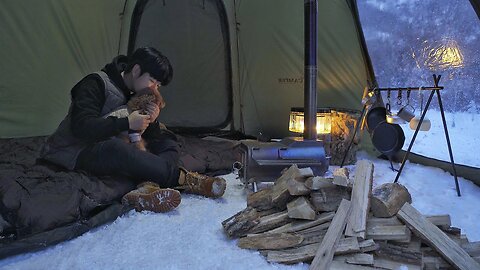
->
[366,225,411,242]
[265,237,360,264]
[248,210,291,234]
[425,214,451,230]
[358,239,378,253]
[330,260,378,270]
[309,199,352,270]
[373,257,421,270]
[397,203,480,270]
[237,233,303,250]
[269,211,334,234]
[345,160,374,239]
[345,254,374,266]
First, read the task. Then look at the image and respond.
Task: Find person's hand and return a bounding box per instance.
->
[128,110,150,131]
[145,102,160,123]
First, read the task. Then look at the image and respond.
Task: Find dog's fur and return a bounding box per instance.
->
[105,87,165,151]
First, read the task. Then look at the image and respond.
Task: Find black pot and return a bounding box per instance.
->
[371,121,405,159]
[366,106,387,133]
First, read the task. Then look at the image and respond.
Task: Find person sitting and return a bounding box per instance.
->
[40,47,226,213]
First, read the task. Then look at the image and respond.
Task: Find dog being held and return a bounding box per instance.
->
[104,87,165,151]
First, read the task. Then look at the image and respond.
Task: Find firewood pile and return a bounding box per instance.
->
[221,160,480,270]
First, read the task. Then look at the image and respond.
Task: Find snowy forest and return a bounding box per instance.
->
[358,0,480,167]
[358,0,480,112]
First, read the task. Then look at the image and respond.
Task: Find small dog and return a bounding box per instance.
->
[105,87,165,151]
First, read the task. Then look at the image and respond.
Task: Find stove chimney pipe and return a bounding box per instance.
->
[303,0,318,140]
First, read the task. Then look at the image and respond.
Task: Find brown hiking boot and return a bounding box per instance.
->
[122,182,181,213]
[176,168,226,198]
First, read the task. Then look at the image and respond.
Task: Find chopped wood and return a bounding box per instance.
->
[309,186,350,211]
[367,216,402,227]
[333,167,351,187]
[397,202,480,270]
[375,241,422,265]
[358,239,378,253]
[287,179,311,196]
[423,256,453,270]
[270,165,301,209]
[426,214,451,230]
[463,241,480,257]
[287,197,316,220]
[344,253,374,266]
[269,211,334,234]
[345,160,374,239]
[305,176,335,190]
[371,183,411,218]
[222,207,260,238]
[265,237,360,264]
[297,222,331,234]
[335,237,360,255]
[249,210,291,234]
[373,257,421,270]
[330,260,377,270]
[366,224,411,242]
[310,199,352,270]
[247,187,274,211]
[237,233,304,250]
[298,167,314,178]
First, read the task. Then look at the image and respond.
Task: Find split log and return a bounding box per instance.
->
[397,202,480,270]
[373,257,421,270]
[222,207,260,238]
[287,179,311,196]
[371,183,411,218]
[247,187,274,211]
[367,216,402,227]
[358,239,378,253]
[265,237,360,264]
[268,211,334,234]
[343,254,374,266]
[334,237,360,255]
[426,214,451,230]
[270,165,301,209]
[237,233,304,250]
[333,167,351,187]
[298,167,314,178]
[345,160,374,239]
[248,210,291,234]
[330,260,377,270]
[309,186,350,212]
[310,199,352,270]
[463,241,480,257]
[374,242,423,265]
[287,197,316,220]
[366,224,411,242]
[305,176,335,190]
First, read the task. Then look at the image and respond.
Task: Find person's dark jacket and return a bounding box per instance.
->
[70,55,162,143]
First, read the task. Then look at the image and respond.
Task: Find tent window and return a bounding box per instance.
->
[357,0,480,167]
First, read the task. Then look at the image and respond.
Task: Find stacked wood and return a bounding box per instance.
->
[221,161,479,270]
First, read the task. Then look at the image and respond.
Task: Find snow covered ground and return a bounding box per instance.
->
[1,150,479,270]
[401,109,480,167]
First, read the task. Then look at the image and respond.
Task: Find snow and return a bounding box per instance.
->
[1,149,479,270]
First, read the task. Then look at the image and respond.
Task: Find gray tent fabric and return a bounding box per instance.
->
[131,0,232,129]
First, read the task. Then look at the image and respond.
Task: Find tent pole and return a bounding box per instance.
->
[304,0,318,141]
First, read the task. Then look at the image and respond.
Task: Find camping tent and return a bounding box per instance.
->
[2,0,480,180]
[0,0,373,139]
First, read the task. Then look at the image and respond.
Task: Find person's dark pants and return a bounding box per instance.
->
[75,137,180,188]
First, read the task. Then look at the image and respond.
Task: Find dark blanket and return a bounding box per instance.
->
[0,135,239,258]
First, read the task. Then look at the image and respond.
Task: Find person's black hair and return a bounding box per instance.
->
[125,47,173,86]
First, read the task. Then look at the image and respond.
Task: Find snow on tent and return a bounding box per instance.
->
[0,0,479,267]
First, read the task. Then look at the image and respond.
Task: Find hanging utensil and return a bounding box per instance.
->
[397,89,415,122]
[386,89,405,124]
